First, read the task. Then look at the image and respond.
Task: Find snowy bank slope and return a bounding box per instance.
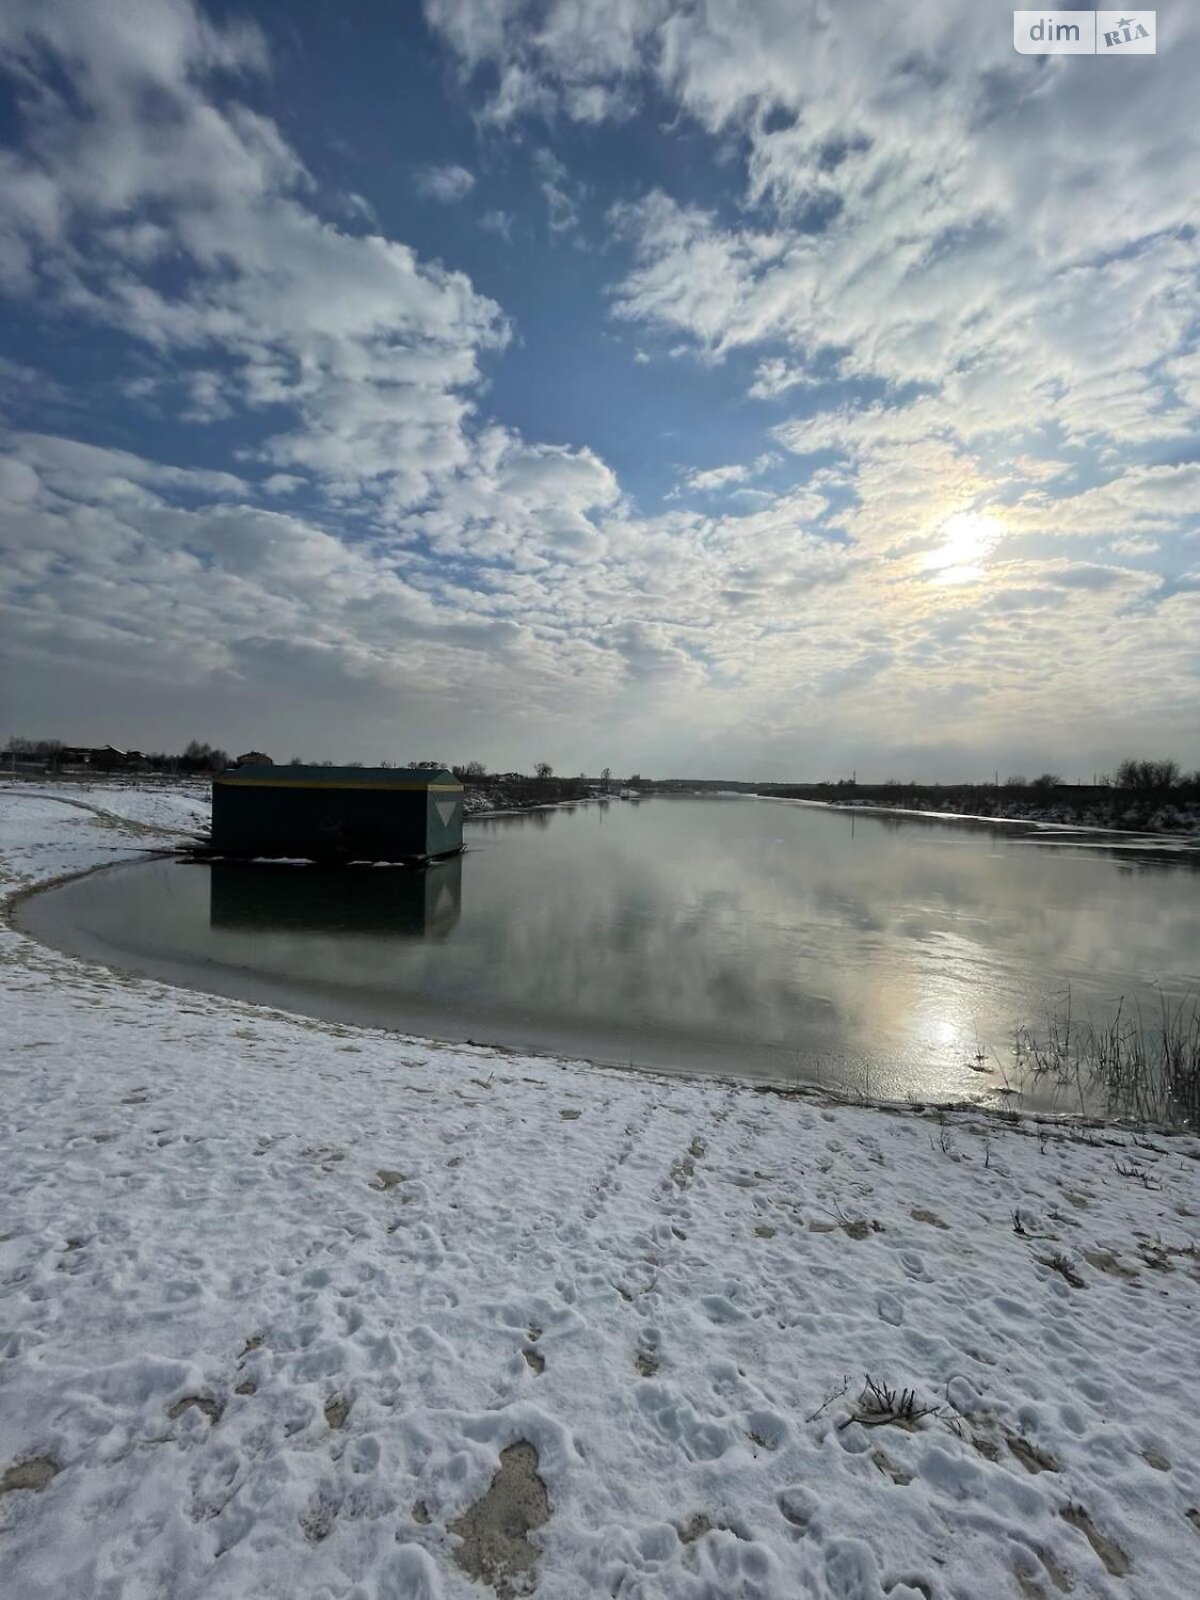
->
[0,781,208,889]
[2,788,1199,1599]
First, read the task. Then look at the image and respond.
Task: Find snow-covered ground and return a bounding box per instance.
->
[2,785,1199,1600]
[0,780,209,889]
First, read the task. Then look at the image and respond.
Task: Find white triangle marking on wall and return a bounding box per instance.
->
[434,798,458,828]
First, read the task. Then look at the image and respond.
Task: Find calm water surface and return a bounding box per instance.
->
[20,797,1200,1106]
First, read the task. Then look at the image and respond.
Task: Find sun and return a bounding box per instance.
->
[921,511,1005,583]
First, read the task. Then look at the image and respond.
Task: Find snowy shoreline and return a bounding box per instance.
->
[2,785,1199,1598]
[801,796,1200,843]
[755,792,1200,848]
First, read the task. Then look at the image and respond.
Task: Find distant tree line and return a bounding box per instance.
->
[446,762,647,789]
[175,740,230,773]
[1006,759,1199,791]
[1002,773,1065,790]
[11,737,1192,794]
[872,760,1198,793]
[1110,758,1190,790]
[3,737,70,770]
[3,736,229,773]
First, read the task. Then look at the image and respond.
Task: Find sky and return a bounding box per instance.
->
[0,0,1197,780]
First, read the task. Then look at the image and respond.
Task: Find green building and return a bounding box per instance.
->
[210,766,463,862]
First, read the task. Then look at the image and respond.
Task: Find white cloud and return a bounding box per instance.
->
[609,192,788,359]
[423,0,657,126]
[1,0,1197,773]
[4,407,1194,771]
[748,358,815,400]
[413,162,476,203]
[429,0,1200,593]
[683,463,752,493]
[479,208,515,240]
[677,453,779,496]
[262,473,304,496]
[533,148,583,236]
[0,0,509,522]
[180,369,233,423]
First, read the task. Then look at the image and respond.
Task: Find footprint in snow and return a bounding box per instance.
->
[701,1294,745,1325]
[1061,1504,1130,1577]
[910,1207,949,1230]
[324,1395,351,1429]
[1006,1434,1058,1474]
[1,1457,58,1495]
[1083,1249,1138,1281]
[877,1293,904,1327]
[167,1395,223,1425]
[1014,1548,1070,1599]
[746,1410,787,1451]
[448,1441,550,1600]
[871,1448,912,1485]
[776,1484,816,1532]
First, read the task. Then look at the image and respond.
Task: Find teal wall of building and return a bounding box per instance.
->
[211,767,463,862]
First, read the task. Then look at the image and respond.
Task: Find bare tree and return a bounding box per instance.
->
[182,740,228,773]
[1113,757,1181,790]
[535,761,553,780]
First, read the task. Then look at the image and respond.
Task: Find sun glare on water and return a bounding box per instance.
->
[921,511,1005,584]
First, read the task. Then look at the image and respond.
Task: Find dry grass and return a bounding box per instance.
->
[1014,991,1200,1130]
[842,1375,939,1430]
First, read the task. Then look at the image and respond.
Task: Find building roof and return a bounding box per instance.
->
[214,765,462,791]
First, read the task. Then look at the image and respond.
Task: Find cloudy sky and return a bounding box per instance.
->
[1,1,1197,777]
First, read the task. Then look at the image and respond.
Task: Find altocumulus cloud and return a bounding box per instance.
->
[0,0,1197,774]
[414,162,477,203]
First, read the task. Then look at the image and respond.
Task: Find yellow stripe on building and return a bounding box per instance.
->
[214,777,463,793]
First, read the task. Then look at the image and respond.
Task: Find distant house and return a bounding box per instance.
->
[5,743,148,773]
[234,751,273,767]
[91,745,148,772]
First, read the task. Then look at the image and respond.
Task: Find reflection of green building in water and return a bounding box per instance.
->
[210,766,463,862]
[208,856,462,940]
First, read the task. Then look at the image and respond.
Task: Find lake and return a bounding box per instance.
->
[18,797,1200,1111]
